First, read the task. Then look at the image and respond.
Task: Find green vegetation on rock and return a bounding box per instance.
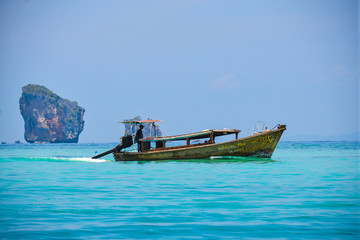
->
[22,84,59,100]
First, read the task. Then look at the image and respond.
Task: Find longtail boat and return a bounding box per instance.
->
[92,120,286,161]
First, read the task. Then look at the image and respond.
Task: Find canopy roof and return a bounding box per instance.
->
[119,120,162,124]
[140,129,240,142]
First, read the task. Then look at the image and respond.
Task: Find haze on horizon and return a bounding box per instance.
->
[0,0,358,143]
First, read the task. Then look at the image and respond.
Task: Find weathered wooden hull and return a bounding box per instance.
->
[113,127,286,161]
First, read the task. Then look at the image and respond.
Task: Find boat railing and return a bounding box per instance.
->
[248,121,265,136]
[146,141,213,152]
[247,122,285,136]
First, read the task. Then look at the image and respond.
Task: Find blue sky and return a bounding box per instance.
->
[0,0,358,143]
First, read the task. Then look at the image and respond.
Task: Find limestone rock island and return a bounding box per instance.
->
[19,84,85,143]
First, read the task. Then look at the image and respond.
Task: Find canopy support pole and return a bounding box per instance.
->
[130,123,136,152]
[153,122,157,138]
[210,133,214,143]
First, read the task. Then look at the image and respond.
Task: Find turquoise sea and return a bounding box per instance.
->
[0,141,359,239]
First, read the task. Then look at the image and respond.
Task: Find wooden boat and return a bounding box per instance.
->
[112,120,286,161]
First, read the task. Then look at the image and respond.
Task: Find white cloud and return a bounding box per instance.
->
[332,64,358,86]
[313,65,358,86]
[211,74,239,90]
[333,65,352,78]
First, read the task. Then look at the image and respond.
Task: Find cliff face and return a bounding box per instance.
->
[123,116,162,138]
[19,84,85,143]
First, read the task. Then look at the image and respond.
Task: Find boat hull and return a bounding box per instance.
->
[113,127,285,161]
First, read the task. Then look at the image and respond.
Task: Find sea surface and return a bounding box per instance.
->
[0,141,359,239]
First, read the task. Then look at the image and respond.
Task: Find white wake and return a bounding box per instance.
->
[31,157,109,163]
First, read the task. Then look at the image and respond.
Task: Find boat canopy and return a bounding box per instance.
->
[140,129,240,142]
[119,120,162,124]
